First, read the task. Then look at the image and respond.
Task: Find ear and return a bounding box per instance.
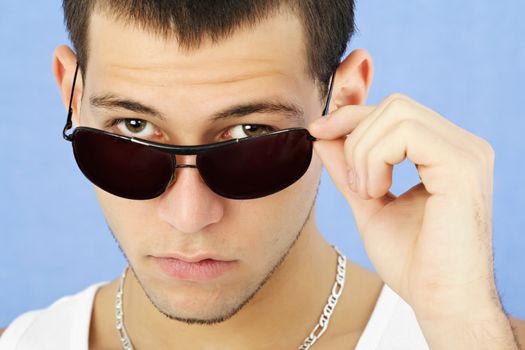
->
[52,45,83,126]
[330,48,374,111]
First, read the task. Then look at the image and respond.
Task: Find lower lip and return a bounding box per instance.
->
[154,257,236,281]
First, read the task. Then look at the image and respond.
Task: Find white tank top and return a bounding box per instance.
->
[0,282,429,349]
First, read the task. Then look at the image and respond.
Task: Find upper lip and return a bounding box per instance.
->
[153,253,233,263]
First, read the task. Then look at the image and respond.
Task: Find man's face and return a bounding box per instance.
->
[80,10,325,323]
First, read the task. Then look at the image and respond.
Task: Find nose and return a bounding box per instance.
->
[157,155,225,234]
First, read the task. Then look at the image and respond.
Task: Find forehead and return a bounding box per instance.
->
[82,10,321,141]
[86,10,310,87]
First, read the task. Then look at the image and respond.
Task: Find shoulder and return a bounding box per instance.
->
[509,316,525,347]
[0,328,5,337]
[0,282,107,349]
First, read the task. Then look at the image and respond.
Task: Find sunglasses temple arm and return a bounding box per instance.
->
[308,72,335,143]
[322,72,335,116]
[63,63,81,141]
[308,72,335,141]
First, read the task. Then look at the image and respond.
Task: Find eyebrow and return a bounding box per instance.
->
[211,101,304,123]
[89,94,304,123]
[90,94,166,121]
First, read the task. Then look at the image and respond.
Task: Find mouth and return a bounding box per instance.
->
[150,253,237,281]
[155,252,234,263]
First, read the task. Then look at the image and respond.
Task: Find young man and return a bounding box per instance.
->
[1,1,524,349]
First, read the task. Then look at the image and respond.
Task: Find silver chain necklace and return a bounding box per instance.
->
[116,246,346,350]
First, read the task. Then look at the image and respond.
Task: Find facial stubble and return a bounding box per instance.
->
[109,182,320,326]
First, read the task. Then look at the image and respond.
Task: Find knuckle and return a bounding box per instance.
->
[453,147,473,166]
[454,148,486,183]
[386,92,410,103]
[481,144,495,170]
[472,136,495,168]
[383,93,414,116]
[396,119,422,136]
[480,138,495,160]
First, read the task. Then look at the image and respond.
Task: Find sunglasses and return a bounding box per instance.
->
[62,64,335,200]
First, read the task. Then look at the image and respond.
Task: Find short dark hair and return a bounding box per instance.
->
[62,0,356,95]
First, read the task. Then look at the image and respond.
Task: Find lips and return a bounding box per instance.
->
[152,253,237,281]
[156,253,233,263]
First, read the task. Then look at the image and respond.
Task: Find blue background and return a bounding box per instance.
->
[1,1,524,327]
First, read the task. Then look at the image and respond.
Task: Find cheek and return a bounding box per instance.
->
[230,160,322,260]
[94,188,161,250]
[95,188,122,228]
[92,156,321,262]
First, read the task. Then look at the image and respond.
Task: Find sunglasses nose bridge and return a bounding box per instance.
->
[165,156,200,189]
[175,164,197,169]
[173,153,199,169]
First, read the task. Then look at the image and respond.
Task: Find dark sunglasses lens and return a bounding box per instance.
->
[198,130,313,199]
[72,129,173,200]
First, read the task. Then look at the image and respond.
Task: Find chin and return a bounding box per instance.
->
[146,281,256,325]
[133,265,263,324]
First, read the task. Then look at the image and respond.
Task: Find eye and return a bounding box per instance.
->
[109,118,159,139]
[227,124,276,139]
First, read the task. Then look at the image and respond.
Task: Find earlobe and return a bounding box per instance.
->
[52,45,82,123]
[332,48,374,109]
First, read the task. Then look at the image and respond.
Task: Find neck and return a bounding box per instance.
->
[123,220,339,349]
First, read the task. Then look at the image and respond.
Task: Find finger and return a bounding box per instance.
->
[366,119,463,197]
[345,94,476,199]
[313,138,349,193]
[308,105,375,140]
[313,138,396,230]
[345,99,423,199]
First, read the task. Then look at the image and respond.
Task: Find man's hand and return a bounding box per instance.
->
[309,94,521,349]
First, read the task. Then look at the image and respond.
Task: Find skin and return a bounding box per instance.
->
[9,5,518,350]
[52,9,384,350]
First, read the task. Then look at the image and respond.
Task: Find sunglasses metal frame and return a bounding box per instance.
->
[61,63,335,199]
[68,126,314,166]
